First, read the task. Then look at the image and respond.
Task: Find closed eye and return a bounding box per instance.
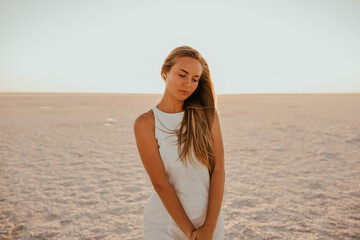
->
[179,74,199,82]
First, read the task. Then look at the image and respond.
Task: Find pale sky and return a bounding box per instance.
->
[0,0,359,94]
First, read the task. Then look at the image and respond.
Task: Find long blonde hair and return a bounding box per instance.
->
[160,46,216,176]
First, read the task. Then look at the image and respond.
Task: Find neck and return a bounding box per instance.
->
[157,91,184,113]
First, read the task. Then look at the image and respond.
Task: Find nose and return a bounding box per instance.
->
[183,76,192,87]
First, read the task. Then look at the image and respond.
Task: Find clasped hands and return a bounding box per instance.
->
[189,224,215,240]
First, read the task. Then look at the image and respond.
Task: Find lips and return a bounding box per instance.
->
[179,89,189,94]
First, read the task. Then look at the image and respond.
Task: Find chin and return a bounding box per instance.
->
[175,92,189,99]
[178,96,189,101]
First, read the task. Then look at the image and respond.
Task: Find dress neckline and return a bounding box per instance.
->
[154,106,184,115]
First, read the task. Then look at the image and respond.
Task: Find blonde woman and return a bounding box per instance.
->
[133,46,225,240]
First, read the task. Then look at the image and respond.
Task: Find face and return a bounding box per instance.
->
[164,57,202,100]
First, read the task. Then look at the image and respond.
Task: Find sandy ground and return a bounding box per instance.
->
[0,93,359,240]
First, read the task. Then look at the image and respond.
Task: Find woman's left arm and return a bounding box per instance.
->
[203,109,225,229]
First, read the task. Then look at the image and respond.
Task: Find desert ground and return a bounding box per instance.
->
[0,93,359,239]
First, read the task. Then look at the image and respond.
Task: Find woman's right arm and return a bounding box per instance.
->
[133,113,195,239]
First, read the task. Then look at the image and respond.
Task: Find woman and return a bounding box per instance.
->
[133,46,225,240]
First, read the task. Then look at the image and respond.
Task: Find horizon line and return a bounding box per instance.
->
[0,91,359,95]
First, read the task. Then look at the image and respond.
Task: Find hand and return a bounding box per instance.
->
[193,224,215,240]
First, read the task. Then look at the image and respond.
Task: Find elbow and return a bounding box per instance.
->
[153,180,171,193]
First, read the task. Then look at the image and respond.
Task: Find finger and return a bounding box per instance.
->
[193,231,198,240]
[191,231,198,240]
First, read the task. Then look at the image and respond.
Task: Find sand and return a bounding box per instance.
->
[0,93,359,239]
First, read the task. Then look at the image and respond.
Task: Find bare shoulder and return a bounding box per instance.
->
[212,108,220,126]
[133,109,155,132]
[133,108,168,189]
[214,108,220,119]
[211,108,222,137]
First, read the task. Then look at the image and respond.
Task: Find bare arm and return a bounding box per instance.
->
[203,109,225,228]
[133,113,195,238]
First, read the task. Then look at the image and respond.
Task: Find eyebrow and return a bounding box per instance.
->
[178,69,200,78]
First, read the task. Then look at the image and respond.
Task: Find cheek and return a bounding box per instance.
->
[172,78,182,87]
[166,78,179,90]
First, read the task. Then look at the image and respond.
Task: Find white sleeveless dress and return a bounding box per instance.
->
[143,106,224,240]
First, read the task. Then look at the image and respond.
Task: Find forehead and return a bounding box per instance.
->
[172,57,202,75]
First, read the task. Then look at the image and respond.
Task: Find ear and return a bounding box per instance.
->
[162,70,169,80]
